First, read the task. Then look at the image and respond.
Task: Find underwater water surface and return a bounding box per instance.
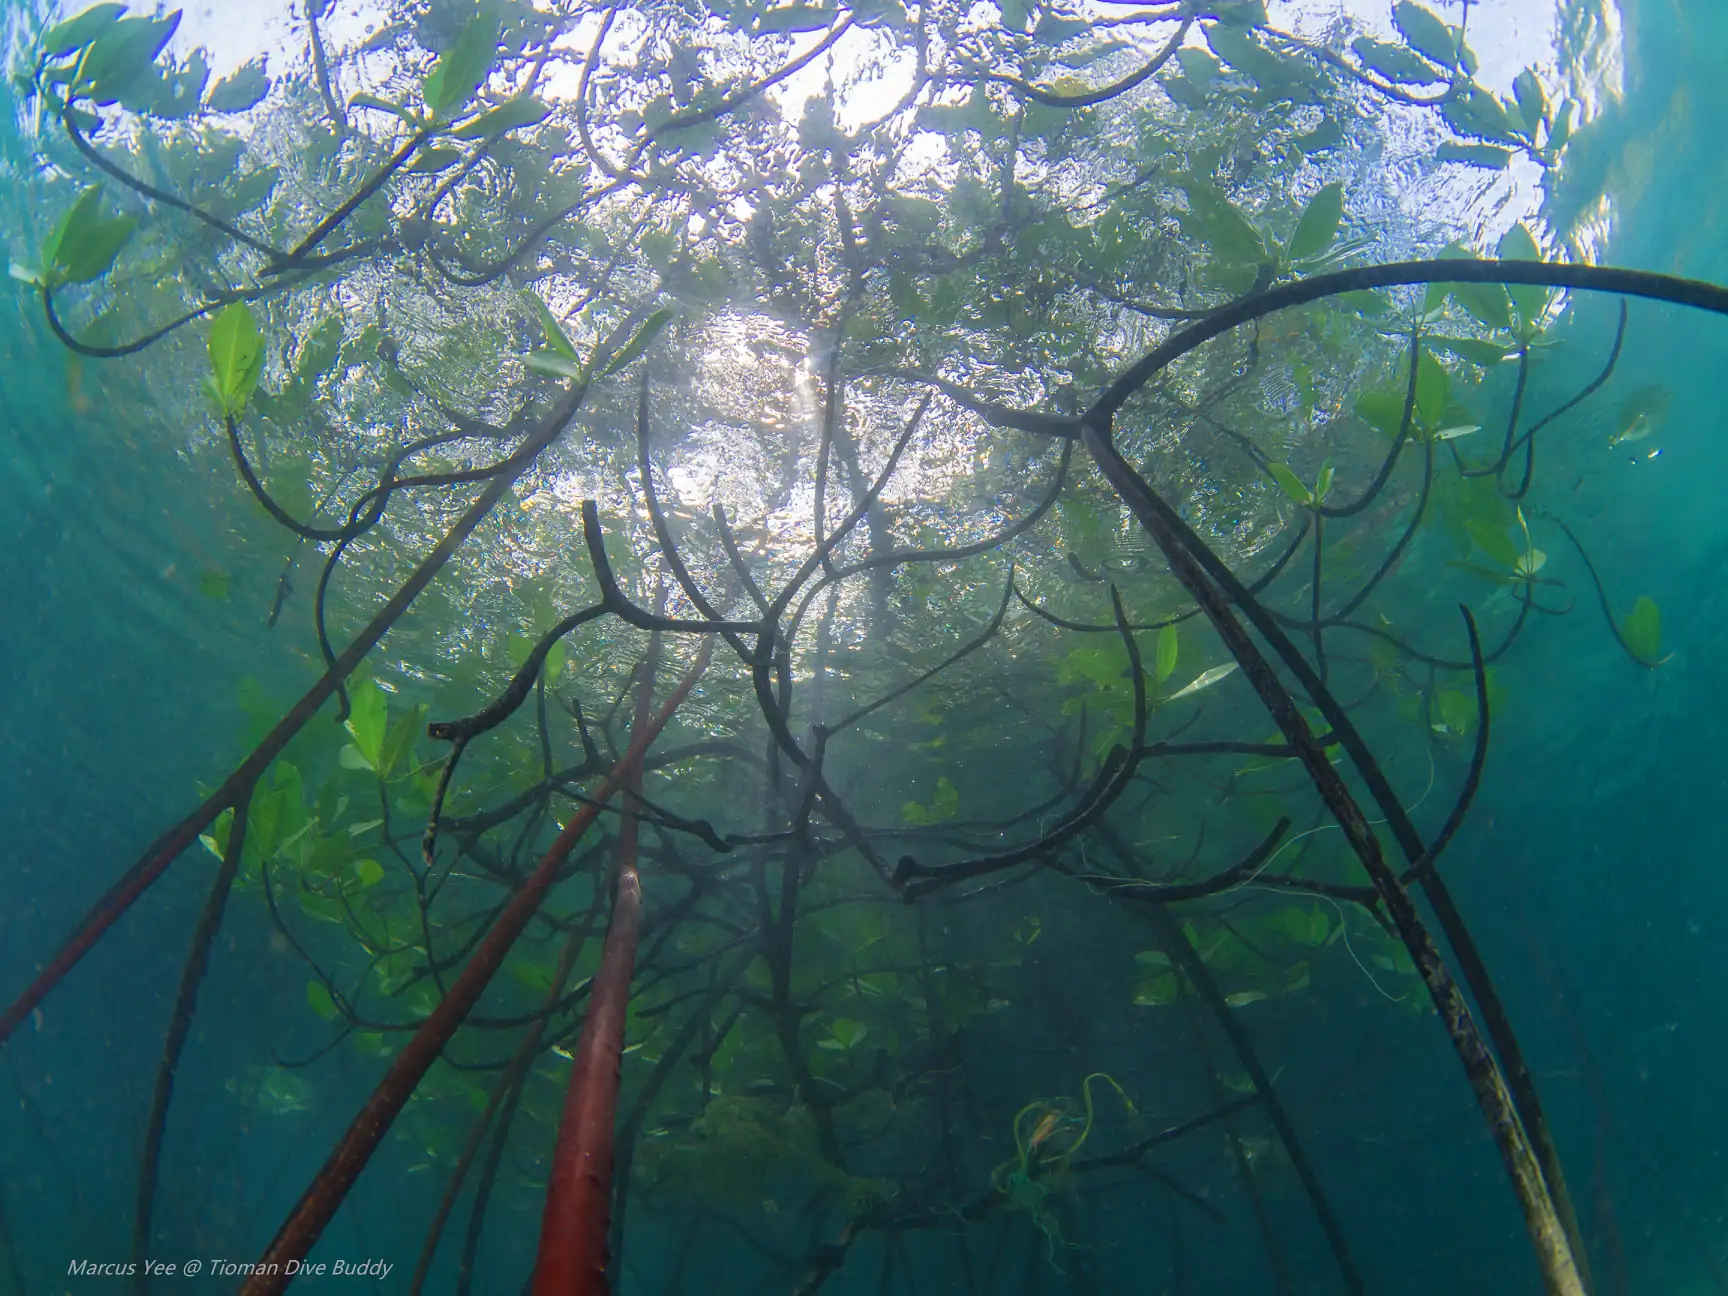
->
[3,0,1728,1293]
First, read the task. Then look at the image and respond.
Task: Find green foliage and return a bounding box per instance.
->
[1392,2,1458,68]
[206,59,270,113]
[41,4,127,60]
[422,4,501,121]
[1620,596,1663,664]
[1285,182,1344,263]
[206,302,264,417]
[1154,624,1178,686]
[41,185,136,286]
[902,776,958,825]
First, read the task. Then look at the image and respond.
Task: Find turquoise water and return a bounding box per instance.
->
[3,0,1728,1292]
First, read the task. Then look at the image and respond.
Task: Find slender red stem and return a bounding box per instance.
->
[239,641,710,1296]
[534,639,659,1295]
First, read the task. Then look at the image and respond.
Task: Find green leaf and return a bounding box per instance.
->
[1268,461,1313,506]
[1442,85,1522,145]
[376,703,426,779]
[1497,223,1548,330]
[1436,141,1512,170]
[423,6,501,121]
[1167,663,1239,702]
[75,11,180,105]
[525,349,585,380]
[1512,68,1547,134]
[205,59,269,113]
[757,4,836,33]
[207,302,264,417]
[1313,461,1335,504]
[294,316,343,384]
[1414,348,1448,428]
[1334,289,1389,318]
[452,95,550,139]
[1355,388,1409,438]
[198,569,230,600]
[1179,181,1267,267]
[1393,1,1457,67]
[1286,182,1343,263]
[354,858,385,888]
[338,744,372,771]
[831,1018,867,1049]
[1427,336,1510,367]
[1621,596,1662,663]
[307,980,339,1021]
[348,92,419,124]
[43,185,136,285]
[1465,517,1519,570]
[344,678,388,769]
[1133,973,1180,1007]
[1351,35,1443,85]
[1433,688,1473,737]
[42,3,127,59]
[405,146,461,173]
[599,307,675,377]
[524,291,578,360]
[1154,624,1178,685]
[1547,100,1577,152]
[1443,260,1513,331]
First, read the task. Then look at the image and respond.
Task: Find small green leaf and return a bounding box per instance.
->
[524,292,578,361]
[75,11,180,105]
[405,146,461,173]
[757,4,836,33]
[1448,272,1513,332]
[1351,35,1443,85]
[1436,141,1513,170]
[1313,461,1335,504]
[1414,349,1449,427]
[1427,336,1510,367]
[338,744,373,771]
[599,307,676,378]
[376,703,426,779]
[525,349,585,380]
[205,58,269,112]
[1154,624,1179,685]
[1166,663,1239,702]
[344,678,388,768]
[452,95,550,139]
[1442,85,1522,146]
[44,185,137,285]
[1393,1,1457,67]
[294,316,343,384]
[1620,596,1662,663]
[307,980,339,1021]
[1497,223,1548,330]
[348,92,419,123]
[1286,182,1344,262]
[1268,462,1313,506]
[198,569,230,600]
[1179,181,1268,267]
[42,3,127,59]
[354,858,385,888]
[1133,973,1180,1007]
[1355,388,1409,438]
[423,6,501,121]
[1465,518,1519,570]
[1433,688,1473,736]
[206,302,263,416]
[1512,68,1547,134]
